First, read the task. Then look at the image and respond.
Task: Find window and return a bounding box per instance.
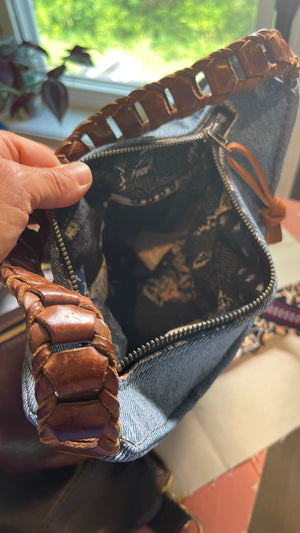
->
[31,0,260,84]
[2,1,299,107]
[2,0,264,112]
[1,0,300,198]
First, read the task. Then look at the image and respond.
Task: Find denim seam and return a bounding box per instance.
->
[119,318,251,391]
[270,87,293,193]
[119,346,235,449]
[120,420,168,448]
[118,334,221,390]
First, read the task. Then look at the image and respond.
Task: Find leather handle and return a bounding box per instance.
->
[55,29,300,163]
[0,262,120,458]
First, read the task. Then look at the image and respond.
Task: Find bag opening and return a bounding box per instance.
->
[51,136,269,353]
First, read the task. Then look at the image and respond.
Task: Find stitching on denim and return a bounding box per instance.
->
[119,338,202,389]
[119,324,229,390]
[119,320,255,451]
[121,420,168,448]
[270,81,296,195]
[120,347,235,449]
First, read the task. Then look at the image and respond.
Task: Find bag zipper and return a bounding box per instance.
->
[51,126,276,374]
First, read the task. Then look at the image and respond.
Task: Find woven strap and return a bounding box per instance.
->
[0,262,120,458]
[0,29,299,459]
[55,29,300,163]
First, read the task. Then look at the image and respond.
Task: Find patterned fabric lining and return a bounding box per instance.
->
[51,137,268,350]
[236,282,300,358]
[97,141,266,349]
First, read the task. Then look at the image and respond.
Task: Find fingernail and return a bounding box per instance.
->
[68,162,92,188]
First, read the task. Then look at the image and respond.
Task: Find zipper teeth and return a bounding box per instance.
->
[211,143,275,283]
[81,131,206,162]
[0,322,26,344]
[51,212,79,292]
[117,144,275,373]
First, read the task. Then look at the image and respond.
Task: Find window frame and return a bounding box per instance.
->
[1,0,300,198]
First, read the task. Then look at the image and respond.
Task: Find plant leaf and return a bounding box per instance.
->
[64,45,93,66]
[41,78,68,121]
[21,41,49,57]
[10,93,35,118]
[47,64,66,79]
[0,36,19,58]
[66,45,90,54]
[0,58,14,86]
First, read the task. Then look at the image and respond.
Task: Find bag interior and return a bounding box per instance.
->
[52,136,269,353]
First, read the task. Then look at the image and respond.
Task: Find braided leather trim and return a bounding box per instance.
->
[0,262,120,458]
[55,29,300,163]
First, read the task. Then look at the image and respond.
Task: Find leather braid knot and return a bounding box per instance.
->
[261,197,287,245]
[261,197,287,227]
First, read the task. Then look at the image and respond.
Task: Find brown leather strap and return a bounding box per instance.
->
[225,142,287,244]
[0,262,120,458]
[55,29,300,163]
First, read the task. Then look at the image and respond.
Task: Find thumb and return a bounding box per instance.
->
[27,162,92,210]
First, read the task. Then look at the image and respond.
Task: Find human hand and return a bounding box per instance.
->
[0,131,92,262]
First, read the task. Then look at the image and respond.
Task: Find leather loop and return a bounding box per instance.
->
[225,142,287,244]
[36,305,96,345]
[204,57,236,96]
[42,347,109,398]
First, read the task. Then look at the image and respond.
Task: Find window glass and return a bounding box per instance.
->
[32,0,259,83]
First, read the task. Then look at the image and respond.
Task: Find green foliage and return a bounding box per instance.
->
[33,0,259,75]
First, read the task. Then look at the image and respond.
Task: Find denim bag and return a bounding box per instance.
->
[1,29,299,464]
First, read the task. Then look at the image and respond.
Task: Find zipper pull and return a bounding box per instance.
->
[207,131,286,245]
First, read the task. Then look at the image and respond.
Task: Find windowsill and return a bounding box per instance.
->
[0,77,137,149]
[1,107,93,149]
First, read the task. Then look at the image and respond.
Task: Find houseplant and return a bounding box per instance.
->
[0,36,93,121]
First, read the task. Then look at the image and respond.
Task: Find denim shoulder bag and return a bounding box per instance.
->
[0,29,299,465]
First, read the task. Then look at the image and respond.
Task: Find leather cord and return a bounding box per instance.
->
[225,142,287,244]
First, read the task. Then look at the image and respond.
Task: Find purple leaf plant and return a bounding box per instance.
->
[0,36,93,121]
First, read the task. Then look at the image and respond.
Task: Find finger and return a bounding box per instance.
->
[0,160,92,262]
[22,161,93,210]
[0,131,60,167]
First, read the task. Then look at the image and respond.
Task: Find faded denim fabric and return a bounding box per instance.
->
[22,76,299,462]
